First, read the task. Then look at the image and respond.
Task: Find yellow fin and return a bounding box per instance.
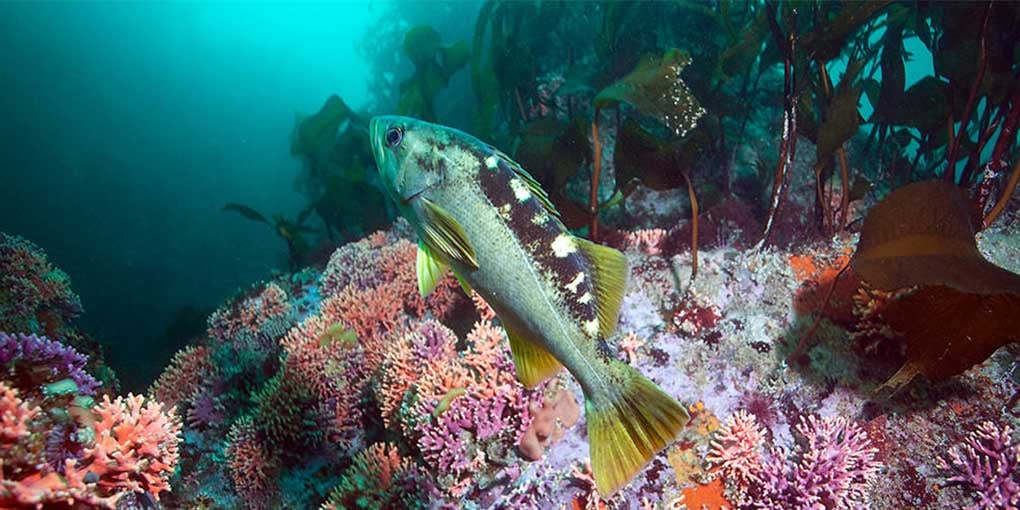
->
[586,360,689,495]
[453,271,472,296]
[502,320,563,388]
[575,238,628,337]
[496,152,560,218]
[416,241,449,298]
[420,198,479,269]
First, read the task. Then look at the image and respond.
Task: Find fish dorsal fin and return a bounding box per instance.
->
[420,197,479,269]
[416,241,449,298]
[502,319,563,388]
[495,152,560,218]
[575,238,628,338]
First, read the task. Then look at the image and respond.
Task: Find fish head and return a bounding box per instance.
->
[370,115,456,207]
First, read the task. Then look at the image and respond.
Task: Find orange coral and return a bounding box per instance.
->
[677,478,732,510]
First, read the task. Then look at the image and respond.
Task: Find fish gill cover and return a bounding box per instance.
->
[1,1,1020,509]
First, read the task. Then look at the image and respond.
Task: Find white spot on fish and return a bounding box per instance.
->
[566,272,585,293]
[498,203,512,220]
[532,211,549,226]
[551,234,576,258]
[485,155,498,170]
[578,292,593,304]
[583,319,600,337]
[509,178,531,202]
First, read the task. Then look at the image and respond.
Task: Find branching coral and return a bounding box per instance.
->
[0,331,100,396]
[939,421,1020,510]
[321,443,432,510]
[226,416,279,510]
[149,345,214,410]
[0,382,39,446]
[709,412,880,509]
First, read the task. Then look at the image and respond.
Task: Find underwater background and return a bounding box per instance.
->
[1,1,1019,509]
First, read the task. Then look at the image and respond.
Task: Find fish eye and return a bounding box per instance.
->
[385,126,404,148]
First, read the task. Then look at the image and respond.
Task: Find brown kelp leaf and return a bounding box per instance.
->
[594,48,705,137]
[223,203,269,224]
[851,180,1020,296]
[614,118,714,192]
[879,287,1020,392]
[290,95,352,157]
[850,180,1020,393]
[514,117,591,204]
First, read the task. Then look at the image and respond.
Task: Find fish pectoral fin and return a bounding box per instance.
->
[416,241,449,298]
[502,321,563,388]
[420,198,479,269]
[453,272,473,296]
[586,360,689,495]
[575,238,628,338]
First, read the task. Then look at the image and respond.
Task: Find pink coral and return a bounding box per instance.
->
[518,388,580,461]
[0,382,39,445]
[626,228,669,255]
[939,421,1020,510]
[707,410,765,489]
[149,345,214,410]
[78,394,182,501]
[226,416,279,510]
[709,413,880,510]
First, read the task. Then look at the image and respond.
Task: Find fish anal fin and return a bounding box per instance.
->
[587,360,689,495]
[420,198,479,269]
[416,241,449,298]
[502,321,563,388]
[575,238,628,338]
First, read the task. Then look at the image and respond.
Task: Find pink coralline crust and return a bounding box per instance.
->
[939,420,1020,510]
[707,410,766,489]
[710,413,881,510]
[149,345,214,410]
[226,416,278,510]
[0,382,40,445]
[81,394,182,501]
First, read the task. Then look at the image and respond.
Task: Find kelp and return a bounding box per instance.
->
[594,48,705,138]
[398,25,470,122]
[290,95,352,158]
[849,180,1020,394]
[513,117,591,229]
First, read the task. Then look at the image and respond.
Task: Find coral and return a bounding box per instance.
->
[939,421,1020,510]
[226,416,279,510]
[0,382,39,445]
[0,331,100,395]
[149,344,214,410]
[0,233,82,336]
[321,443,432,510]
[707,410,765,490]
[80,394,182,500]
[709,412,880,510]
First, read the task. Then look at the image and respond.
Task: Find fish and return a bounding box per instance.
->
[370,115,689,495]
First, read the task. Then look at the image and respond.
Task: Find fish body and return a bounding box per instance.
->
[370,115,689,494]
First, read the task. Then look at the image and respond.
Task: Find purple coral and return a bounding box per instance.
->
[0,331,100,395]
[940,421,1020,510]
[710,412,880,510]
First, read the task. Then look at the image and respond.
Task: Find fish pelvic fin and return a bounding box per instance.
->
[585,360,689,495]
[503,320,563,388]
[575,238,628,338]
[416,241,449,297]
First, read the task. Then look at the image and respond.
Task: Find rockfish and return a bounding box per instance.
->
[369,115,689,494]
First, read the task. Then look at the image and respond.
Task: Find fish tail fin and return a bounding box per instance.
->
[585,360,688,496]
